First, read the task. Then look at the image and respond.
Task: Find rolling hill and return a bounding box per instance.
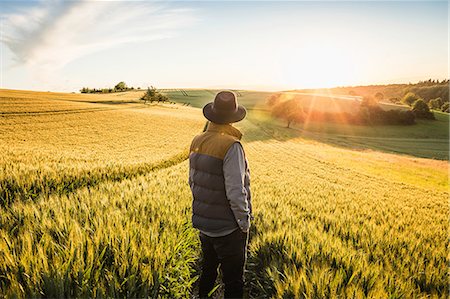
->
[0,89,447,298]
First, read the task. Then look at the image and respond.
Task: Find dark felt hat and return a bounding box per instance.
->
[203,91,247,124]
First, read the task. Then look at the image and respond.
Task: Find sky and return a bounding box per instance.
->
[1,1,448,92]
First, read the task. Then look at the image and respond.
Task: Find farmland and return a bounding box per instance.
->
[165,89,449,160]
[0,89,448,298]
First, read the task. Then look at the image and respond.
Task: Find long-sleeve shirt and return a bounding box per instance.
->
[199,142,252,237]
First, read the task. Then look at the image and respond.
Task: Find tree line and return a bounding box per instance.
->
[80,82,139,94]
[295,79,449,112]
[401,92,448,113]
[80,82,171,104]
[267,92,436,128]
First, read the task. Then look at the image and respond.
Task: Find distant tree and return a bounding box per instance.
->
[402,92,419,106]
[272,99,305,128]
[374,92,384,102]
[114,81,127,91]
[428,98,443,110]
[361,96,377,107]
[389,97,400,104]
[441,102,449,113]
[140,86,168,104]
[412,99,435,119]
[357,105,415,125]
[140,87,156,104]
[80,82,137,94]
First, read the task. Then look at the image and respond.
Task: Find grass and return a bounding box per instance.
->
[0,89,204,204]
[245,109,449,160]
[239,135,447,298]
[161,89,273,109]
[0,89,448,298]
[165,89,448,160]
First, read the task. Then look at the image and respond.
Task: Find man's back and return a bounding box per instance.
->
[188,91,251,298]
[189,122,251,236]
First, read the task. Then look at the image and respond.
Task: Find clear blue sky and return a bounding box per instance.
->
[1,1,448,91]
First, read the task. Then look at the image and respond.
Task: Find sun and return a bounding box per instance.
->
[279,41,363,89]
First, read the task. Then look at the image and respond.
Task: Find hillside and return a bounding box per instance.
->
[164,89,449,160]
[292,80,449,105]
[0,89,448,298]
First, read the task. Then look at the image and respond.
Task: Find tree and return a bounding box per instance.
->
[114,81,127,91]
[140,86,156,104]
[374,92,384,102]
[412,99,435,119]
[272,99,305,128]
[428,98,442,110]
[402,92,418,106]
[140,86,168,104]
[361,96,377,107]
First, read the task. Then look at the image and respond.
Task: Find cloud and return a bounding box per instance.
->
[1,1,196,74]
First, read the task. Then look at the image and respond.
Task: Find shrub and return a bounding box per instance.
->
[440,102,449,113]
[114,81,127,92]
[402,92,419,106]
[357,105,415,125]
[140,86,168,104]
[374,92,384,101]
[428,98,443,110]
[382,109,415,125]
[412,99,435,119]
[361,96,377,107]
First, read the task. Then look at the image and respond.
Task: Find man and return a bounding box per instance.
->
[189,91,252,298]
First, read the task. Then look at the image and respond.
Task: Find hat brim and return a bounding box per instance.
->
[203,102,247,124]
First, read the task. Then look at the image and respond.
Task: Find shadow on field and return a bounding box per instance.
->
[245,222,294,298]
[239,117,301,143]
[81,100,140,105]
[0,151,188,207]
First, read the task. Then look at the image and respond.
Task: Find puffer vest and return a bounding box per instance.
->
[189,122,246,234]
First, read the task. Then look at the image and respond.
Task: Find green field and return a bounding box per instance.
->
[165,89,449,160]
[0,89,448,298]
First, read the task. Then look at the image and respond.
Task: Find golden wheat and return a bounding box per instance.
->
[0,90,447,298]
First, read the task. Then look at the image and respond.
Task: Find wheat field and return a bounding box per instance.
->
[0,89,448,298]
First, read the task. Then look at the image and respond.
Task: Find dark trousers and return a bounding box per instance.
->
[198,229,248,298]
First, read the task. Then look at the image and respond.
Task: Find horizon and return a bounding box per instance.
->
[1,1,448,92]
[0,77,447,94]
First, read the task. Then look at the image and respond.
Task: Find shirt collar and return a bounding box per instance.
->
[206,122,243,140]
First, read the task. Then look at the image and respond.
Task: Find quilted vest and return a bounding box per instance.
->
[189,122,246,234]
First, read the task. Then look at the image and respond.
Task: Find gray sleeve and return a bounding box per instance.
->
[188,157,193,189]
[223,142,251,232]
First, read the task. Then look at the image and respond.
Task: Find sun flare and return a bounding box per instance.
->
[280,40,363,89]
